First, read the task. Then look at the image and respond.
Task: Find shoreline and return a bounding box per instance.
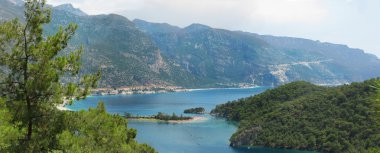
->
[128,116,208,123]
[187,86,260,92]
[57,86,262,110]
[57,98,71,111]
[91,85,261,96]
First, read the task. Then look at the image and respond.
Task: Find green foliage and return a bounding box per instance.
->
[211,79,380,152]
[184,107,205,114]
[124,112,191,121]
[154,112,191,121]
[0,1,155,152]
[0,98,23,151]
[0,0,99,151]
[55,102,156,153]
[369,148,380,153]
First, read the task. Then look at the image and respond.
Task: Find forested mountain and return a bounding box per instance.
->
[211,80,380,152]
[0,1,198,87]
[2,0,380,87]
[45,6,198,87]
[0,0,24,21]
[134,19,380,86]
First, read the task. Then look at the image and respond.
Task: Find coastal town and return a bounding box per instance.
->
[91,85,189,95]
[91,83,257,96]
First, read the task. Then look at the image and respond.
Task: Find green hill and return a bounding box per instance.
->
[211,80,380,152]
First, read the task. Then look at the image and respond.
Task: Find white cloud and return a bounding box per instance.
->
[251,0,328,24]
[48,0,145,14]
[47,0,327,24]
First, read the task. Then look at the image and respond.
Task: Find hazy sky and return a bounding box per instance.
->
[47,0,380,58]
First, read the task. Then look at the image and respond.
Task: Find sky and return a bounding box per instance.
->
[47,0,380,58]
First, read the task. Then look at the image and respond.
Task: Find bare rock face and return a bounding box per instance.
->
[134,19,380,87]
[2,1,380,88]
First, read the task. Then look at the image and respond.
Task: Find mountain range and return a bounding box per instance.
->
[1,0,380,88]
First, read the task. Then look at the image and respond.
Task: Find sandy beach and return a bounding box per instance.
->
[56,98,71,111]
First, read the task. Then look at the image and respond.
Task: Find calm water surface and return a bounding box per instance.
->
[67,87,309,153]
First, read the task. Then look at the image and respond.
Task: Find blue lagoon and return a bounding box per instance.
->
[67,87,309,153]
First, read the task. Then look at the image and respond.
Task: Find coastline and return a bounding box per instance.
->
[92,85,260,96]
[57,98,71,111]
[187,86,260,92]
[57,85,262,110]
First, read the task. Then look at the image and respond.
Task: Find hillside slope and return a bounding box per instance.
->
[211,80,380,152]
[0,0,24,21]
[134,19,380,86]
[46,7,198,87]
[2,0,380,87]
[0,1,197,87]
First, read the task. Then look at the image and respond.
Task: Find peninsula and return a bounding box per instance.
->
[124,112,206,123]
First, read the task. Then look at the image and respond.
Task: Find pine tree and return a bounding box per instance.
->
[0,0,100,151]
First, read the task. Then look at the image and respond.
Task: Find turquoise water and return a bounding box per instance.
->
[67,87,309,153]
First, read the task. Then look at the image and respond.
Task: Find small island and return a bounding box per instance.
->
[184,107,206,114]
[124,112,199,123]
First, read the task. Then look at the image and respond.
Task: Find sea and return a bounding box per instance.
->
[67,87,312,153]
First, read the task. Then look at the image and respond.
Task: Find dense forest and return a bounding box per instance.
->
[0,0,155,152]
[124,112,192,121]
[154,112,192,121]
[184,107,205,114]
[211,80,380,153]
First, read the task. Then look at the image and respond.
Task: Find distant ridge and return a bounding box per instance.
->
[133,19,181,33]
[54,4,87,16]
[1,1,380,88]
[134,19,380,86]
